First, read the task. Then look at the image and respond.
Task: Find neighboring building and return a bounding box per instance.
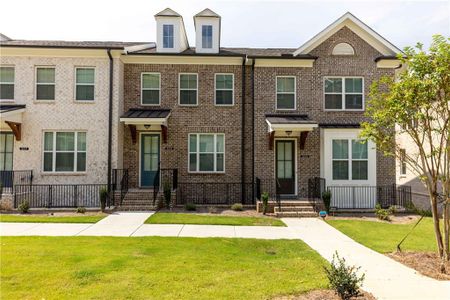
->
[0,9,406,210]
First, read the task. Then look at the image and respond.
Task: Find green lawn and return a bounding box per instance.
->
[1,237,327,299]
[327,218,437,253]
[146,212,286,226]
[0,214,106,223]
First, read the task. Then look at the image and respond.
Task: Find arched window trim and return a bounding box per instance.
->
[332,42,355,55]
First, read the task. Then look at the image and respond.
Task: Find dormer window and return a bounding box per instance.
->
[163,24,174,48]
[202,25,213,49]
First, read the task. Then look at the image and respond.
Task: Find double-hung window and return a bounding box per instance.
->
[332,139,368,180]
[0,66,14,100]
[163,24,174,49]
[75,68,95,101]
[399,149,407,175]
[276,76,296,110]
[36,67,55,100]
[202,25,213,49]
[43,131,86,173]
[179,73,198,105]
[189,133,224,173]
[215,74,234,105]
[141,73,160,105]
[324,77,363,110]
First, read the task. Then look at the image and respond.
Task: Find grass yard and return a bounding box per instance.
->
[327,218,437,253]
[0,214,106,223]
[1,237,328,300]
[146,212,286,226]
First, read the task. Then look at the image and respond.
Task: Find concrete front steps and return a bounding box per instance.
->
[115,189,158,211]
[257,200,320,218]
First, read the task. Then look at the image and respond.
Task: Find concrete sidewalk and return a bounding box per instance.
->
[283,218,450,300]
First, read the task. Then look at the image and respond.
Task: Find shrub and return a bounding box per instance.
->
[99,187,108,212]
[324,252,365,300]
[163,181,172,209]
[76,206,86,214]
[185,203,196,211]
[18,201,30,214]
[231,203,243,211]
[375,204,392,221]
[0,199,13,211]
[261,192,269,215]
[208,206,218,214]
[322,190,332,213]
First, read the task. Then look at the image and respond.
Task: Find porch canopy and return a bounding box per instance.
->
[0,104,26,141]
[120,108,171,144]
[265,114,318,150]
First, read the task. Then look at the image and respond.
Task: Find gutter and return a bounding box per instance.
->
[241,55,247,203]
[106,49,114,193]
[251,59,256,202]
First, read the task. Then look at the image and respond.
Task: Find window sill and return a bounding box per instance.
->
[276,108,296,111]
[324,109,365,112]
[0,99,15,103]
[187,171,226,175]
[41,172,87,176]
[178,104,198,107]
[34,100,56,104]
[74,100,96,104]
[214,104,234,107]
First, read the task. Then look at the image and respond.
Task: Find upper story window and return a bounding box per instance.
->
[179,73,198,106]
[215,74,234,106]
[163,24,174,49]
[276,76,296,110]
[141,73,160,105]
[332,43,355,55]
[43,131,86,173]
[399,149,407,175]
[75,68,95,101]
[324,77,363,110]
[202,25,213,49]
[332,139,368,180]
[189,133,225,173]
[36,67,55,100]
[0,66,14,100]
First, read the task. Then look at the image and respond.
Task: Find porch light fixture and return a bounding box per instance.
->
[285,130,292,136]
[144,124,151,129]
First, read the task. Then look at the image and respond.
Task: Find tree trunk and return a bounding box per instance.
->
[431,194,444,259]
[444,199,450,261]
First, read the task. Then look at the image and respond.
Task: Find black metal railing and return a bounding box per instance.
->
[328,184,412,210]
[176,182,254,205]
[14,184,107,208]
[152,168,178,205]
[111,169,129,206]
[308,177,326,212]
[255,177,281,200]
[0,170,33,194]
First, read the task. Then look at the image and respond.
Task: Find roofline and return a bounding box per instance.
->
[126,52,246,58]
[0,44,127,50]
[319,123,361,128]
[249,55,318,60]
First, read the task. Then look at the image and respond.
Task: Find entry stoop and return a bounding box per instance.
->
[257,200,319,218]
[115,189,159,211]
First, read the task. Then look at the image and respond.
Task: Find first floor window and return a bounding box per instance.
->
[189,133,224,172]
[332,139,368,180]
[142,73,160,105]
[179,73,197,105]
[276,76,296,109]
[75,68,95,101]
[0,132,14,170]
[324,77,363,110]
[0,66,14,100]
[36,67,55,100]
[400,149,407,175]
[43,131,86,172]
[215,74,234,105]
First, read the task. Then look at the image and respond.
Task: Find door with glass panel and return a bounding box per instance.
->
[276,140,295,195]
[0,132,14,188]
[140,134,160,187]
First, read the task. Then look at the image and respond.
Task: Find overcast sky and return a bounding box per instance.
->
[1,0,449,50]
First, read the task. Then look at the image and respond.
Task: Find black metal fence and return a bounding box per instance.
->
[14,184,107,208]
[111,169,129,206]
[328,185,412,209]
[0,170,33,194]
[176,182,254,205]
[308,177,326,200]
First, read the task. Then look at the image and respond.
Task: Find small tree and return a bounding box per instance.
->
[361,35,449,270]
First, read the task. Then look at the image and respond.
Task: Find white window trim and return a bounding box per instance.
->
[0,65,15,102]
[74,67,95,102]
[331,139,369,181]
[188,133,225,174]
[141,72,161,106]
[178,73,198,106]
[202,25,213,49]
[276,76,297,111]
[162,24,174,49]
[323,76,364,111]
[42,131,87,174]
[35,66,56,101]
[214,73,234,106]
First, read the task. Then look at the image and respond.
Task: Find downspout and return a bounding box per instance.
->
[251,59,256,203]
[241,55,247,203]
[106,49,114,194]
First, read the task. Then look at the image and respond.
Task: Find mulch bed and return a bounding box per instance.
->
[274,289,375,300]
[387,252,450,280]
[326,214,421,224]
[159,207,276,218]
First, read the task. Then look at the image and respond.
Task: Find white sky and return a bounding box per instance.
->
[1,0,449,50]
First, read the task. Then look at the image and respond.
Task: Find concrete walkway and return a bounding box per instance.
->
[0,212,296,239]
[283,218,450,300]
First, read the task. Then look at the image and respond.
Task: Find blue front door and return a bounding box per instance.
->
[140,134,160,187]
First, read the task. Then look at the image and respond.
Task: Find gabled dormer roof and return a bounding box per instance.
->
[293,12,402,57]
[154,8,181,17]
[194,8,220,18]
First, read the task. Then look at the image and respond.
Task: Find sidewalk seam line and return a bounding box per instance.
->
[177,224,185,237]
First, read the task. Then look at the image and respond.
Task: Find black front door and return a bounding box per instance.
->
[276,140,295,195]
